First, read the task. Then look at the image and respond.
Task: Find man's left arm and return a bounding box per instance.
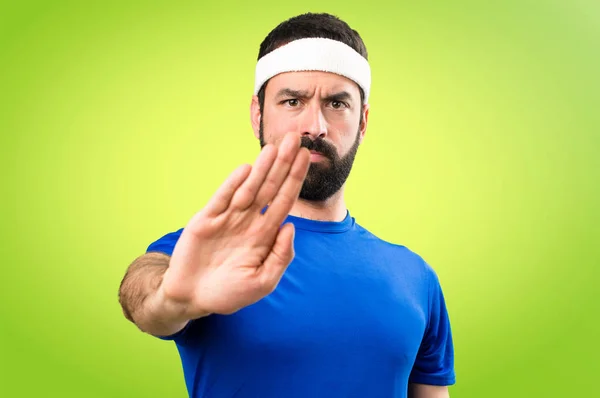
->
[408,383,449,398]
[408,265,455,395]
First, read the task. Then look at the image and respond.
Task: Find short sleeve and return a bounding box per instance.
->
[146,228,184,256]
[409,269,456,386]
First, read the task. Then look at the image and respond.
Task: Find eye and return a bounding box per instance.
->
[330,100,347,109]
[284,99,299,107]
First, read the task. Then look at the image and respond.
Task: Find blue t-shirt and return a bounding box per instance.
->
[146,211,455,397]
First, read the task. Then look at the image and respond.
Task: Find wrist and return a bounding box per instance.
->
[153,283,193,323]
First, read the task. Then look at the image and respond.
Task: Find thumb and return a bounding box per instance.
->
[259,223,296,292]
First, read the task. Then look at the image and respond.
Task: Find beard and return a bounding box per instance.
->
[259,120,361,202]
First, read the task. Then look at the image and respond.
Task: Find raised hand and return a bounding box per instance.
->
[160,132,310,318]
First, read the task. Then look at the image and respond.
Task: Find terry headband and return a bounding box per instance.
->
[254,37,371,103]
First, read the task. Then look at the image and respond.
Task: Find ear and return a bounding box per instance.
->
[250,95,261,140]
[358,103,369,144]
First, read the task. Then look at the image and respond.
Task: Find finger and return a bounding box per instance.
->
[263,147,310,227]
[229,144,278,210]
[259,222,295,292]
[203,163,252,217]
[253,133,302,209]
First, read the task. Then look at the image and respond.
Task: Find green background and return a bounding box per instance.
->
[1,1,599,397]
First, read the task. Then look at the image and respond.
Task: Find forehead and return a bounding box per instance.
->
[265,71,361,98]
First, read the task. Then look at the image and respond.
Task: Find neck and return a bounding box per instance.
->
[288,188,347,222]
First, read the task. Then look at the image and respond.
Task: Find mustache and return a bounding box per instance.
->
[300,136,337,161]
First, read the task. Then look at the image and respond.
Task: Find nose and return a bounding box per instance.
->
[300,103,327,140]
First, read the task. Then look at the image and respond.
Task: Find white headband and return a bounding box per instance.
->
[254,37,371,103]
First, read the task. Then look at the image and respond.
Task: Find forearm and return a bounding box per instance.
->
[118,252,190,336]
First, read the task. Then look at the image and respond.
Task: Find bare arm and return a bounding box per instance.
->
[118,252,203,337]
[408,384,450,398]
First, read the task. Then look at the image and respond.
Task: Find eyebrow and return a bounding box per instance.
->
[275,88,311,100]
[275,88,354,104]
[323,91,352,104]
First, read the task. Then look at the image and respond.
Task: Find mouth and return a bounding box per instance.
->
[309,151,327,162]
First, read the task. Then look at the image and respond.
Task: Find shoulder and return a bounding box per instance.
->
[351,222,447,329]
[353,222,440,282]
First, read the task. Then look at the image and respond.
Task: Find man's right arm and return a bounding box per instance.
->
[118,133,310,338]
[118,252,207,337]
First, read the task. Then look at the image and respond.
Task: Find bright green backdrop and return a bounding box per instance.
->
[1,1,599,397]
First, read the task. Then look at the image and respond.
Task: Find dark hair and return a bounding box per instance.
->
[256,13,368,111]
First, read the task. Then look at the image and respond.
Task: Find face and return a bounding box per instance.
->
[251,71,369,202]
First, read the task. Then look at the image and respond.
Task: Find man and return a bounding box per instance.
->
[119,12,455,398]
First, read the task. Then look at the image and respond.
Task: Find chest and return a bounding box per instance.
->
[203,251,429,368]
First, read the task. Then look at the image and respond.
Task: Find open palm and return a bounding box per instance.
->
[161,133,310,317]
